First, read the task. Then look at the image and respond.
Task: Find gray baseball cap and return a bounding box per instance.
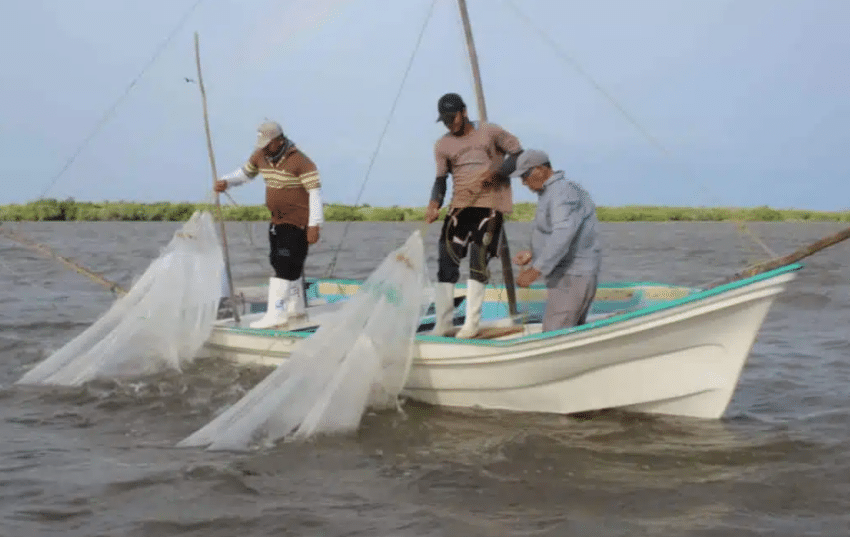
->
[511,149,550,178]
[255,121,284,149]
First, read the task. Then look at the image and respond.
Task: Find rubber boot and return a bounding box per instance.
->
[455,279,485,339]
[250,277,290,329]
[430,282,456,336]
[287,275,307,321]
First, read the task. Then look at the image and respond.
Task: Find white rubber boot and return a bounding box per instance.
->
[455,279,485,339]
[430,282,456,336]
[250,277,290,329]
[286,275,307,321]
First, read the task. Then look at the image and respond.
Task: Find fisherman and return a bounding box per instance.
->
[425,93,524,338]
[512,149,601,331]
[214,120,323,329]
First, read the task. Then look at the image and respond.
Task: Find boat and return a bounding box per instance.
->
[200,0,838,421]
[3,0,845,431]
[203,262,801,419]
[8,2,833,419]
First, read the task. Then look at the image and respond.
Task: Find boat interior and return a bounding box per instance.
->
[219,278,698,342]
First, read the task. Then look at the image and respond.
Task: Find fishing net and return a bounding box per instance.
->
[179,230,427,450]
[17,211,224,386]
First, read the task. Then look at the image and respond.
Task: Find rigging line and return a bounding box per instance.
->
[0,224,127,295]
[38,0,206,200]
[324,0,439,279]
[503,0,676,163]
[199,188,264,272]
[503,0,776,260]
[736,221,777,258]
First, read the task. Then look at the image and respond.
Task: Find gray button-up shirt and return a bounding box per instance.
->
[530,171,601,286]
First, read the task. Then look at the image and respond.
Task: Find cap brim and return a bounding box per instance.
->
[437,111,460,123]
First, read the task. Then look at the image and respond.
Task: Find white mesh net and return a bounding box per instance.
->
[17,211,224,386]
[179,230,427,450]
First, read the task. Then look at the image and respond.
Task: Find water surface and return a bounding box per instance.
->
[1,221,848,536]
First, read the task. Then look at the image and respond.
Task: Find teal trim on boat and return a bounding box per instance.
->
[223,263,802,344]
[417,263,803,346]
[225,327,314,338]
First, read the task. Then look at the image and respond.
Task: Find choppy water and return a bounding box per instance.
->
[1,221,848,536]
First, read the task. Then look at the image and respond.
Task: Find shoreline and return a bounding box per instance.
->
[1,200,848,223]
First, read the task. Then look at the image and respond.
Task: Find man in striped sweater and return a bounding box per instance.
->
[214,120,323,329]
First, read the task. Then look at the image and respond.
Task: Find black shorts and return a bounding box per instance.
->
[437,207,503,284]
[267,223,308,280]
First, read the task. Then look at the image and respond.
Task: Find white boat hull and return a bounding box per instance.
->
[204,268,799,419]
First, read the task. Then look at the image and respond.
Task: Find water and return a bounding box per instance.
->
[1,221,848,536]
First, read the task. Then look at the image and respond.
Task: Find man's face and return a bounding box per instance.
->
[440,110,466,135]
[263,135,285,157]
[521,166,546,193]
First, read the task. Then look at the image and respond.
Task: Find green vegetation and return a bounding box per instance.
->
[1,199,848,223]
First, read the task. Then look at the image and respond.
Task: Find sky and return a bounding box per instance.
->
[0,0,848,211]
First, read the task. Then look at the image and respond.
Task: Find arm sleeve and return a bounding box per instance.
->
[488,124,523,182]
[430,175,448,206]
[220,167,253,188]
[308,188,323,226]
[295,152,323,226]
[222,152,262,187]
[496,150,522,179]
[431,142,451,206]
[532,182,583,277]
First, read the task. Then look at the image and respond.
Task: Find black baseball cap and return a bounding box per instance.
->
[436,93,466,121]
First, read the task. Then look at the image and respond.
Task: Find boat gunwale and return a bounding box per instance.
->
[419,262,803,346]
[216,263,803,345]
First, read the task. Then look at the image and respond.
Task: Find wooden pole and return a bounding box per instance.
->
[707,225,850,289]
[0,225,127,295]
[194,32,240,322]
[456,0,518,315]
[457,0,487,124]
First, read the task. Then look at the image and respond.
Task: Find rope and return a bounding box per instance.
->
[38,0,205,200]
[323,0,438,279]
[0,224,127,295]
[502,0,777,261]
[202,189,267,276]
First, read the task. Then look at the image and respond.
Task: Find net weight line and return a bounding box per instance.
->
[0,224,126,295]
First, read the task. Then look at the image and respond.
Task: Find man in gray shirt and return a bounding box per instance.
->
[511,150,601,331]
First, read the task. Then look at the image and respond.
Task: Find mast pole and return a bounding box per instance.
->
[456,0,518,315]
[457,0,488,124]
[194,32,240,323]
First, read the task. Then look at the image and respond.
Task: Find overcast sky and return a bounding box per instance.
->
[1,0,847,210]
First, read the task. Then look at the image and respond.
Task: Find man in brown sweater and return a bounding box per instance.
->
[214,121,323,329]
[425,93,524,338]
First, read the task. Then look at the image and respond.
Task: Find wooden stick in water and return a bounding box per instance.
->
[0,225,127,295]
[707,225,850,289]
[194,32,240,322]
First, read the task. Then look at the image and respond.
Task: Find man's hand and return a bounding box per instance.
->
[513,250,532,266]
[516,267,541,288]
[425,201,440,224]
[214,179,228,193]
[307,226,320,244]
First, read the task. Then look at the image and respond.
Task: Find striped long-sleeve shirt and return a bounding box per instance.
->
[242,145,320,228]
